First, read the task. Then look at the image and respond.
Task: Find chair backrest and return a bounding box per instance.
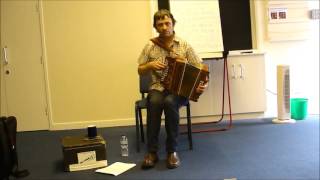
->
[139,73,152,98]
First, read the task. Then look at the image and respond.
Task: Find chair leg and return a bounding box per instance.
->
[135,106,140,152]
[186,104,193,150]
[138,109,145,143]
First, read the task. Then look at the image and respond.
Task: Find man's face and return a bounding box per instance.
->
[155,15,174,37]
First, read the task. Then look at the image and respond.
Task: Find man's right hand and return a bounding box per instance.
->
[138,61,166,75]
[148,61,166,70]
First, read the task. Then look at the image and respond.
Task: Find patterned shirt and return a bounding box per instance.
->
[138,36,202,91]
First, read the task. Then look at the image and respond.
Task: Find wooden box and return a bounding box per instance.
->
[61,135,107,171]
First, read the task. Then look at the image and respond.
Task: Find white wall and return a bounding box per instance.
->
[255,1,319,116]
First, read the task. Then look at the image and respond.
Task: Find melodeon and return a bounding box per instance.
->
[160,57,209,102]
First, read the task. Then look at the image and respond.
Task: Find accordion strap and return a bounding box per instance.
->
[150,37,186,62]
[150,37,173,53]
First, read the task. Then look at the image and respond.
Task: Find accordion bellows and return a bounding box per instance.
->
[161,57,209,102]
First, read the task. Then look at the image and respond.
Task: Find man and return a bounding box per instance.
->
[137,9,208,169]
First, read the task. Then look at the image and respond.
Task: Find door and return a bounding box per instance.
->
[1,0,49,131]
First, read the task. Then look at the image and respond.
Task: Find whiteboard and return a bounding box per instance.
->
[170,0,224,56]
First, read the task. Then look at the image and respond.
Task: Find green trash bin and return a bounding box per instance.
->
[291,98,308,120]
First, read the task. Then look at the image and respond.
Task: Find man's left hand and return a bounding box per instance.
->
[196,76,209,94]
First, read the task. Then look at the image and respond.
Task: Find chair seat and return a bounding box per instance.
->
[135,98,148,108]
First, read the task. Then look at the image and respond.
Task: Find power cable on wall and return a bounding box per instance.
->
[266,89,277,95]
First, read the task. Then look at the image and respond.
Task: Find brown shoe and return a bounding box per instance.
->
[141,152,159,169]
[166,152,180,169]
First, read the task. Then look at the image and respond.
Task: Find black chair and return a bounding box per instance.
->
[135,74,193,152]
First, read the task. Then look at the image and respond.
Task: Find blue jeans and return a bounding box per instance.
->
[146,90,188,153]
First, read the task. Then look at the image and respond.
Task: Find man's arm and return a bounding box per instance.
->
[138,42,166,75]
[138,63,150,75]
[138,61,166,75]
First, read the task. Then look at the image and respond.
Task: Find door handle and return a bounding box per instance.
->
[3,46,9,65]
[239,64,245,79]
[231,64,237,79]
